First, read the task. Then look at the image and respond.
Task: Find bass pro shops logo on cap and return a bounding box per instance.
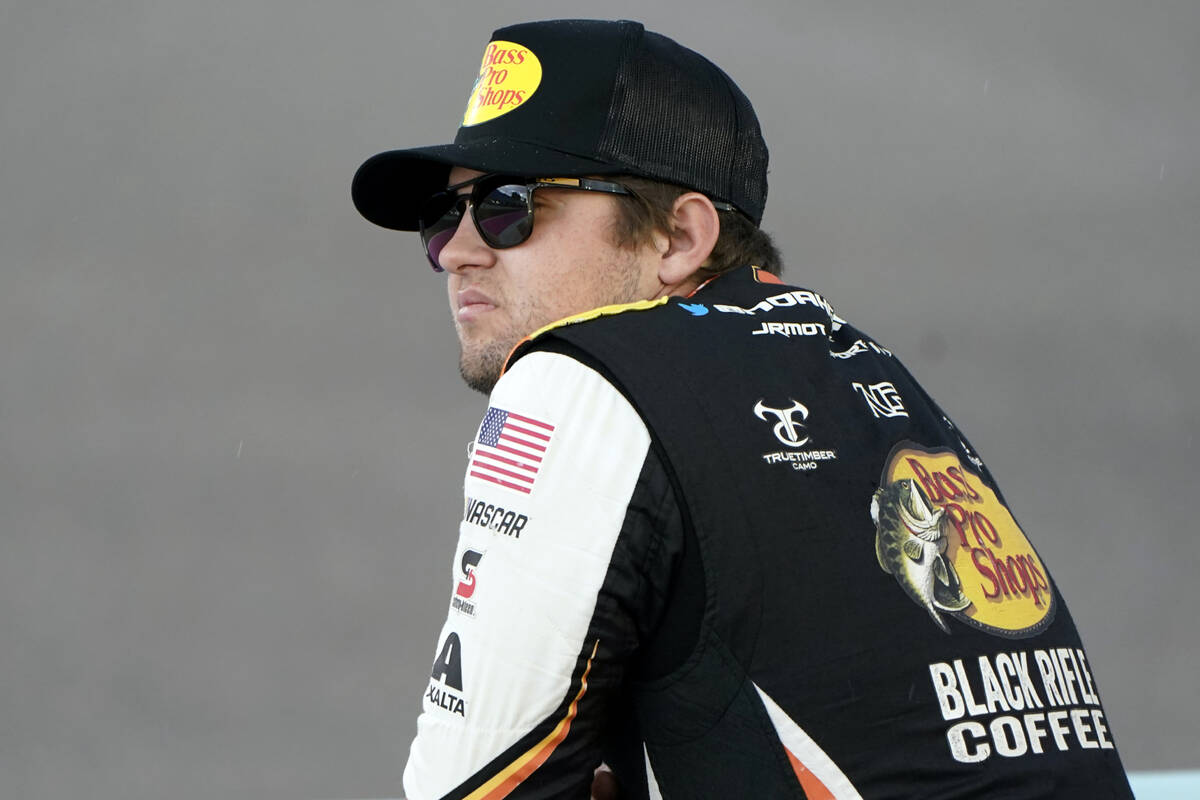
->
[462,40,542,126]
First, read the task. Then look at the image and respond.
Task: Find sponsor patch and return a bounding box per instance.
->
[713,288,845,330]
[463,496,529,538]
[870,443,1055,637]
[751,321,827,338]
[754,398,838,472]
[755,399,810,446]
[462,40,542,126]
[830,338,892,359]
[927,647,1113,763]
[427,631,467,717]
[452,549,483,617]
[851,381,908,418]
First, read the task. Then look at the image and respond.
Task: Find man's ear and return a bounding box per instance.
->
[657,192,720,292]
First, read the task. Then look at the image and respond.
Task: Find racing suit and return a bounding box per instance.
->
[403,265,1133,799]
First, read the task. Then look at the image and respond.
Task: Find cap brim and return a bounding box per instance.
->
[352,140,623,231]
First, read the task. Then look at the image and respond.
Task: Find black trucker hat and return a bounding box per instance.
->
[352,19,769,230]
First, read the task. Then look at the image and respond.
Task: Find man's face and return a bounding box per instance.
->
[438,167,664,393]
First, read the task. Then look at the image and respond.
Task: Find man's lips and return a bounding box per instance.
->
[456,288,497,321]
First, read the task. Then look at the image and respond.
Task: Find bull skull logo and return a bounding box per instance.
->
[754,399,811,447]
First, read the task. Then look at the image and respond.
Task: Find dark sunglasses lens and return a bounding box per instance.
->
[473,184,532,248]
[419,193,463,271]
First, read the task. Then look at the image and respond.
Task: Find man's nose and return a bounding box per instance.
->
[437,208,495,274]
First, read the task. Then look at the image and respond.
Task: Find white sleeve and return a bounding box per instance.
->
[402,351,652,800]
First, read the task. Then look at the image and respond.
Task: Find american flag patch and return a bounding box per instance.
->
[469,407,555,494]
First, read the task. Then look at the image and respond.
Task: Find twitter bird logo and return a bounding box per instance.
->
[680,303,709,317]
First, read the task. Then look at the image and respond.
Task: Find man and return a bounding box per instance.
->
[353,19,1134,799]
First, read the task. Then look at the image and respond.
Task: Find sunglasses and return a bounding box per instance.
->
[418,174,641,272]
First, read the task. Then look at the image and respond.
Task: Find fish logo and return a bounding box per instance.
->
[871,443,1055,638]
[871,478,971,633]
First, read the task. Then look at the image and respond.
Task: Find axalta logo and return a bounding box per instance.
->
[452,549,483,617]
[462,40,542,126]
[754,398,838,471]
[713,289,845,329]
[427,631,467,716]
[870,443,1055,637]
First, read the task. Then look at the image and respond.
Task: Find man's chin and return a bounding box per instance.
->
[459,363,499,395]
[458,342,511,395]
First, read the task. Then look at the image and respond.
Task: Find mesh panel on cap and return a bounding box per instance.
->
[727,84,768,222]
[596,31,766,222]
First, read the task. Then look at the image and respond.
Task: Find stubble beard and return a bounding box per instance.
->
[455,245,647,395]
[458,336,511,395]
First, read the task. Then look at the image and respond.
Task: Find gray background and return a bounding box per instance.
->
[1,1,1196,798]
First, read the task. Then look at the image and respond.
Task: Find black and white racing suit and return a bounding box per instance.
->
[403,266,1133,799]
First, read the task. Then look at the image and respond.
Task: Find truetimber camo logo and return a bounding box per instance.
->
[870,443,1055,637]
